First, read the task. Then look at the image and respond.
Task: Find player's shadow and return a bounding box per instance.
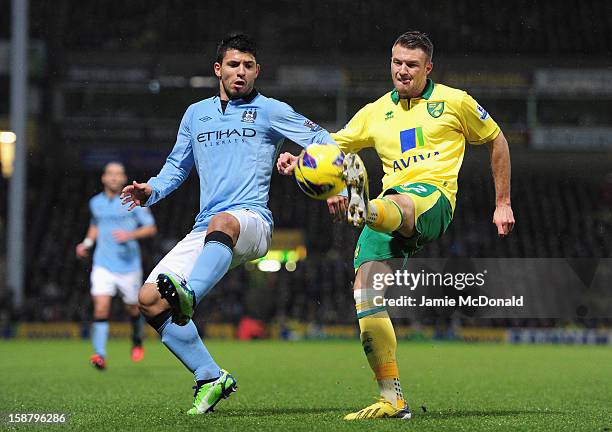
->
[223,407,347,416]
[424,409,562,419]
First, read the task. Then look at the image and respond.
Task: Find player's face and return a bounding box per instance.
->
[101,163,127,194]
[390,45,433,99]
[214,49,260,100]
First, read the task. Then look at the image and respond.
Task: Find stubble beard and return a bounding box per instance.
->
[222,79,251,100]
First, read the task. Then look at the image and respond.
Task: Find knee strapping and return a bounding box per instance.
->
[205,231,234,250]
[146,310,172,333]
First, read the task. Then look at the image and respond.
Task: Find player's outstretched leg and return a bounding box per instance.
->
[143,305,227,413]
[344,264,411,420]
[144,215,239,413]
[188,369,238,415]
[343,153,370,227]
[343,154,403,232]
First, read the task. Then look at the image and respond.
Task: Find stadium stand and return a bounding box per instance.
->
[20,0,612,56]
[11,156,609,324]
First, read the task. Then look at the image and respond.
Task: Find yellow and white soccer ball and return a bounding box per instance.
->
[294,144,345,200]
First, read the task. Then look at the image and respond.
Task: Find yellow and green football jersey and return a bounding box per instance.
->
[331,79,500,211]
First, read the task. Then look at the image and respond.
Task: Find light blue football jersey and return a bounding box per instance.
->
[146,91,335,231]
[90,193,156,273]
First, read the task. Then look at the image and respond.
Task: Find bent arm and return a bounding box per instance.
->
[76,224,98,257]
[84,224,98,243]
[487,131,515,236]
[269,99,335,148]
[331,104,374,154]
[128,224,157,241]
[487,131,511,206]
[146,107,195,206]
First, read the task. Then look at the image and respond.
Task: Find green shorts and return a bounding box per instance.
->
[353,182,453,269]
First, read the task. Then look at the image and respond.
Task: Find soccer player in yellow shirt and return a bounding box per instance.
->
[277,31,514,420]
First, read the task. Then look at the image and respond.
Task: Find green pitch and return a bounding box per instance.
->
[1,339,610,431]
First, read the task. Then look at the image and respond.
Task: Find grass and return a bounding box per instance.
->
[0,339,611,431]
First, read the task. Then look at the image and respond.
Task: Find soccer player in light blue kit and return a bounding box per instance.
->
[120,34,337,415]
[76,161,157,370]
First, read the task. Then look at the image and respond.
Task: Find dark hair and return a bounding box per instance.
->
[216,33,257,63]
[393,31,434,61]
[104,161,125,173]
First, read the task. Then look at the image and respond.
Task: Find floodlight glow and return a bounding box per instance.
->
[0,131,16,144]
[0,130,16,178]
[257,259,282,272]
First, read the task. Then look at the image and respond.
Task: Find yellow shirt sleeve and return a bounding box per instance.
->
[331,104,375,154]
[460,93,501,145]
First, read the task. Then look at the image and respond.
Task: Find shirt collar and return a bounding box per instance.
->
[390,78,435,105]
[104,191,119,201]
[218,88,259,104]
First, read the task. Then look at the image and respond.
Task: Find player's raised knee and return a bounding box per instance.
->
[138,283,163,316]
[385,194,416,237]
[207,212,240,245]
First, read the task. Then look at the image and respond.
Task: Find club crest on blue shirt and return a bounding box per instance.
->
[241,109,257,123]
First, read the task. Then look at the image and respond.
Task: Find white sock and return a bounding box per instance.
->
[378,377,405,408]
[366,202,378,224]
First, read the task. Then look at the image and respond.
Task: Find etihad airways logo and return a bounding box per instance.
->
[196,128,256,145]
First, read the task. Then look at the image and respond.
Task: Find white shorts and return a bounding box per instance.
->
[145,209,271,284]
[90,266,143,305]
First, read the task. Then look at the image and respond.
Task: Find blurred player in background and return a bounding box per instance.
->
[76,162,157,370]
[277,31,514,420]
[120,33,336,415]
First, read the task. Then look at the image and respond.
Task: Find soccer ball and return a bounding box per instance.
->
[294,144,345,200]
